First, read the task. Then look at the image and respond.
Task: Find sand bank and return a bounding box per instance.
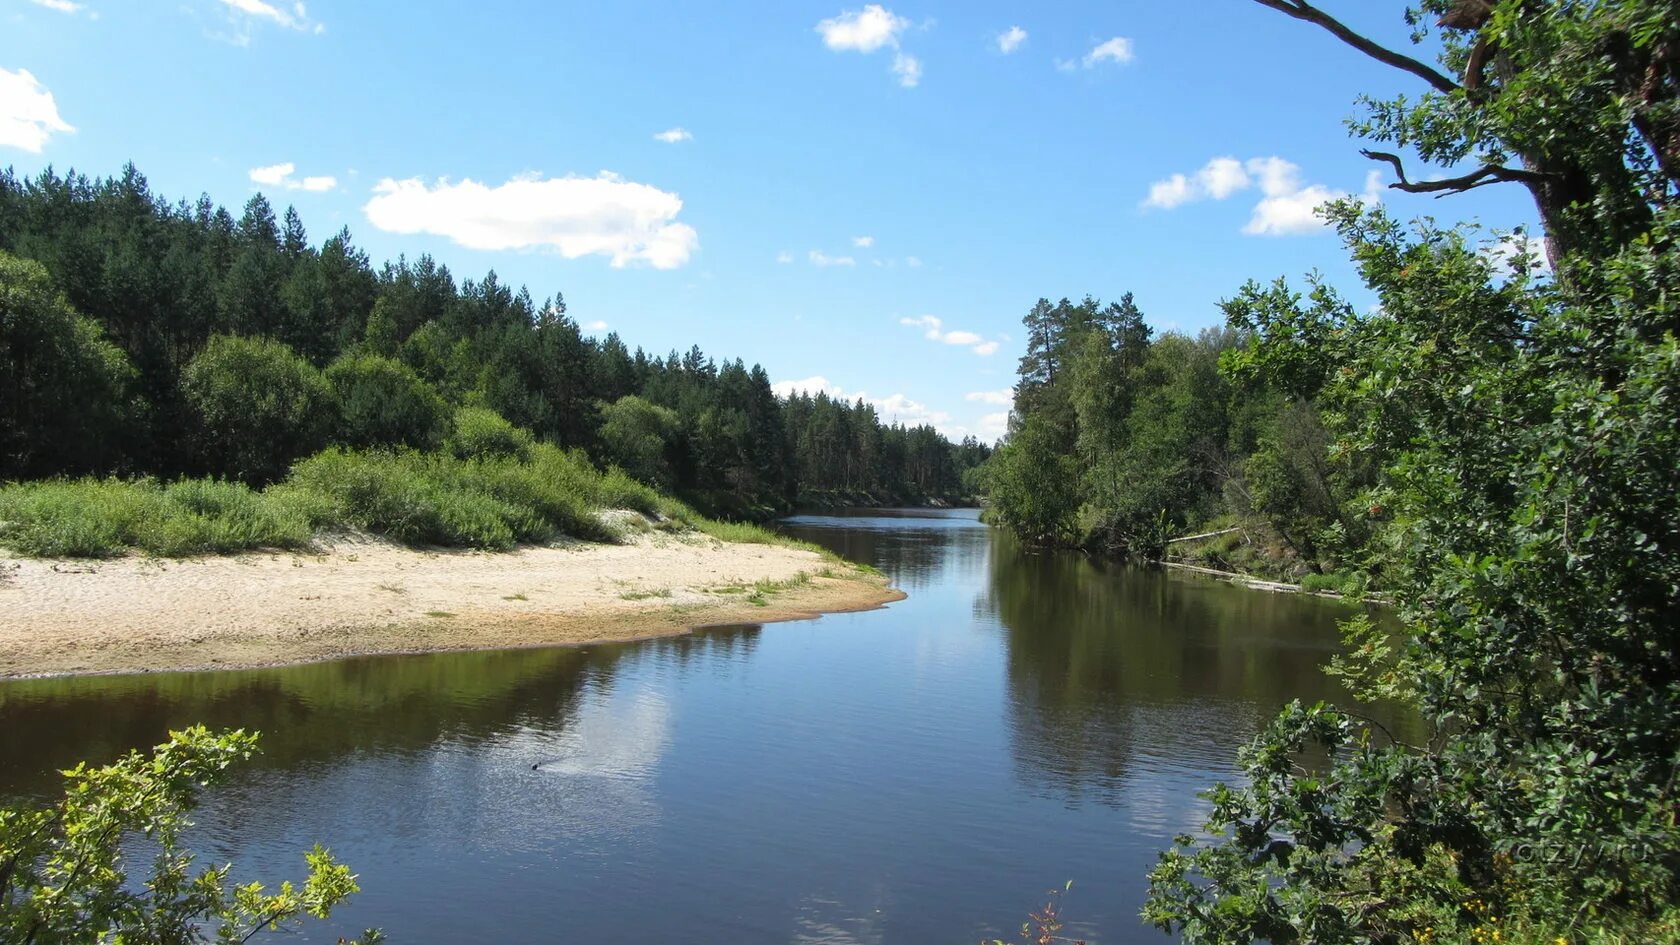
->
[0,534,902,678]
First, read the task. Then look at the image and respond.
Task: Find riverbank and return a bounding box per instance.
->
[0,533,903,678]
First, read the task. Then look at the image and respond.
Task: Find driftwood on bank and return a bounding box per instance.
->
[1158,558,1391,606]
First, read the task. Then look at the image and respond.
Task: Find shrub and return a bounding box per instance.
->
[0,726,378,945]
[325,353,449,451]
[446,405,534,460]
[598,395,679,487]
[181,334,335,483]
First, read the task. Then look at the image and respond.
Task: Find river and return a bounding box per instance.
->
[0,508,1405,944]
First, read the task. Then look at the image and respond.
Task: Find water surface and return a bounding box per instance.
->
[0,508,1401,943]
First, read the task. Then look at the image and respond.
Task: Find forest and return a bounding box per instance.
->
[0,165,986,532]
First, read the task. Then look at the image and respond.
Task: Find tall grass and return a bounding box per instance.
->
[0,444,824,559]
[0,479,311,558]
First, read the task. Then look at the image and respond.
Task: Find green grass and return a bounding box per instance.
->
[0,443,842,560]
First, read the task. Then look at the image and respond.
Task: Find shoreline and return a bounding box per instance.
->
[0,534,904,680]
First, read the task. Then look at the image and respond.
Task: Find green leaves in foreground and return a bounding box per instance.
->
[0,726,378,945]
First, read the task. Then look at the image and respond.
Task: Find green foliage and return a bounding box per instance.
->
[0,478,311,558]
[180,334,335,483]
[0,725,378,945]
[446,405,534,460]
[1143,0,1680,934]
[325,353,449,451]
[0,250,136,480]
[599,394,680,487]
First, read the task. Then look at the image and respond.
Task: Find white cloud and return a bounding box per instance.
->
[905,255,923,268]
[1200,156,1250,199]
[816,4,908,52]
[213,0,323,40]
[852,235,874,248]
[809,249,856,267]
[653,127,692,144]
[871,392,952,430]
[28,0,90,15]
[1143,157,1251,209]
[772,375,966,438]
[891,52,922,87]
[364,171,699,269]
[249,162,293,185]
[0,68,73,153]
[248,161,338,192]
[817,5,924,88]
[776,250,794,264]
[966,388,1013,406]
[979,412,1010,440]
[1082,36,1134,67]
[1242,162,1382,236]
[1143,155,1379,236]
[1144,173,1194,210]
[899,315,998,356]
[996,25,1027,54]
[583,320,610,332]
[771,375,845,399]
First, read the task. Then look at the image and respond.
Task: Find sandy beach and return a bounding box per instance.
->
[0,533,903,678]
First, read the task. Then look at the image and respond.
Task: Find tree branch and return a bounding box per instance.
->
[1251,0,1462,95]
[1360,150,1556,194]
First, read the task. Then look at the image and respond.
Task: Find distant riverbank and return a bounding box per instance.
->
[0,533,902,678]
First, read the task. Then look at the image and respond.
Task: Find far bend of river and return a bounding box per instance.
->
[0,509,1411,944]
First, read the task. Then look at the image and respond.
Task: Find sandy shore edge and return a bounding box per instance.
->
[0,533,904,679]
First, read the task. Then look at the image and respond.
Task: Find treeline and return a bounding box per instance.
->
[0,165,985,514]
[980,293,1361,583]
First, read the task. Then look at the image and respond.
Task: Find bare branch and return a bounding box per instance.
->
[1360,149,1556,194]
[1251,0,1462,94]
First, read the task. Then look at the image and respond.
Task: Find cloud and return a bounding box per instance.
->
[816,4,908,52]
[1082,36,1134,67]
[852,235,874,248]
[817,5,924,88]
[248,162,338,192]
[583,320,609,331]
[0,68,73,153]
[966,388,1013,406]
[891,52,922,87]
[653,127,692,144]
[1143,156,1249,209]
[809,249,856,267]
[28,0,92,15]
[996,25,1027,54]
[364,171,699,269]
[772,375,846,399]
[899,315,998,356]
[212,0,323,41]
[1143,156,1379,236]
[773,375,966,438]
[979,412,1010,440]
[776,250,794,264]
[1243,163,1381,236]
[905,255,923,268]
[871,392,952,429]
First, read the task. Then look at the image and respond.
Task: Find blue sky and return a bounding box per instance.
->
[0,0,1538,441]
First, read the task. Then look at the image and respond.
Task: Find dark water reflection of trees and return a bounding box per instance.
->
[0,627,762,799]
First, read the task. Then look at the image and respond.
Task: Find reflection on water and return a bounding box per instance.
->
[0,508,1406,944]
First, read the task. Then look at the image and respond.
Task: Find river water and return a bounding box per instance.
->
[0,508,1403,944]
